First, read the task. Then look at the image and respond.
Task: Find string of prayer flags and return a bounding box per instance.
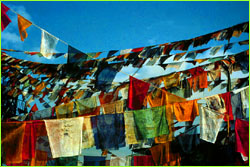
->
[1,3,11,32]
[17,15,32,41]
[128,76,150,110]
[40,30,59,59]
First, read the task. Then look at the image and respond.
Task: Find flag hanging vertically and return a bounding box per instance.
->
[40,30,59,59]
[1,3,11,32]
[17,14,32,41]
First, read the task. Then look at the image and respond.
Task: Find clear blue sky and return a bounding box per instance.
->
[1,1,249,64]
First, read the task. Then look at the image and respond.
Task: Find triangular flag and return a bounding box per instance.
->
[107,50,119,57]
[40,30,59,59]
[1,3,11,32]
[30,103,38,112]
[128,76,150,110]
[17,14,32,41]
[68,45,88,63]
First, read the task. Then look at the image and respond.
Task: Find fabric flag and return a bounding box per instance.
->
[82,116,95,149]
[128,76,150,110]
[133,155,155,166]
[94,62,122,92]
[55,156,78,166]
[219,92,234,121]
[133,106,169,140]
[176,126,200,154]
[185,51,197,59]
[101,100,124,114]
[1,3,11,32]
[235,119,249,162]
[17,15,32,41]
[1,122,26,164]
[68,45,88,63]
[55,101,74,119]
[125,156,133,166]
[173,100,199,122]
[107,50,119,57]
[22,121,48,165]
[110,156,126,166]
[120,49,132,55]
[200,106,225,143]
[188,67,208,92]
[75,96,97,116]
[91,113,125,150]
[210,45,223,55]
[30,103,38,112]
[44,117,84,158]
[240,87,249,112]
[124,111,139,144]
[150,143,181,166]
[40,30,59,59]
[205,95,226,114]
[32,108,52,120]
[223,43,234,53]
[83,156,106,166]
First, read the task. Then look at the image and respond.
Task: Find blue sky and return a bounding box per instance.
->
[1,1,249,63]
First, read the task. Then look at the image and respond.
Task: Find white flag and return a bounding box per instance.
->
[40,30,59,59]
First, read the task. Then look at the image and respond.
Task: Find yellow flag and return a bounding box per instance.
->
[18,15,32,41]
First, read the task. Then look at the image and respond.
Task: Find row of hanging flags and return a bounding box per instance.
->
[1,83,249,166]
[1,2,249,166]
[1,3,249,60]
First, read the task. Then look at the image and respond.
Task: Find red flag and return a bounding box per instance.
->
[132,47,144,52]
[219,92,234,121]
[235,119,249,161]
[128,76,150,110]
[1,3,11,32]
[30,104,38,112]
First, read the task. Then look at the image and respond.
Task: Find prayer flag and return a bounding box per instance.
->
[128,76,150,110]
[1,3,11,31]
[40,30,59,59]
[17,15,32,41]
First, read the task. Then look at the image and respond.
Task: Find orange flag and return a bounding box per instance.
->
[17,14,32,41]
